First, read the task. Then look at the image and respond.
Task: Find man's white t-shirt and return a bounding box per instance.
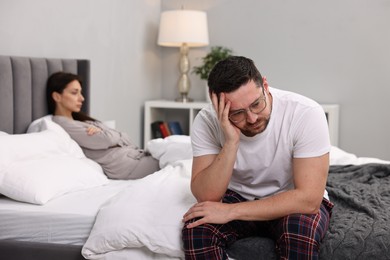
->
[191,87,331,200]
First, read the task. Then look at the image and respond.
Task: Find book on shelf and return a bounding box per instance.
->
[151,120,183,139]
[168,121,183,135]
[151,121,163,139]
[159,122,171,137]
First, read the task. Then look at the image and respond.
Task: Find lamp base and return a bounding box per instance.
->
[175,94,193,103]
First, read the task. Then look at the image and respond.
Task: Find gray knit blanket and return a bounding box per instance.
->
[227,163,390,260]
[322,163,390,259]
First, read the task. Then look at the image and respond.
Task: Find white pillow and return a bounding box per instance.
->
[147,135,193,168]
[82,159,196,259]
[27,115,85,158]
[0,131,8,136]
[0,156,108,204]
[330,146,358,165]
[330,146,390,165]
[0,129,108,204]
[0,130,84,165]
[27,115,54,133]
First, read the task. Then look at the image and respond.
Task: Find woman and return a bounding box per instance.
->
[46,71,160,180]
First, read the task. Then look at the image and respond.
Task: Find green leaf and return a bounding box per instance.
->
[192,46,233,80]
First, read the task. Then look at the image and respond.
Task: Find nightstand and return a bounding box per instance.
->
[143,100,209,147]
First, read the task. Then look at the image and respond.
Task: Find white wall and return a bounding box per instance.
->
[162,0,390,160]
[0,0,162,146]
[1,0,389,160]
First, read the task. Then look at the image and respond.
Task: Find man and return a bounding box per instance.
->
[182,56,333,259]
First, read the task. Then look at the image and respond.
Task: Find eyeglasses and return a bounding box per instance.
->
[228,87,267,123]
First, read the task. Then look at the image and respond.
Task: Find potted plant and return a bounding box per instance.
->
[193,46,233,80]
[192,46,233,101]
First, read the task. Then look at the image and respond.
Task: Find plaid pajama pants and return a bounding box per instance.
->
[182,189,334,260]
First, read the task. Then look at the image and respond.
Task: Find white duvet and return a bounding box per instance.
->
[82,136,196,259]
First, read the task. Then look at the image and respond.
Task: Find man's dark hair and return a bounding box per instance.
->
[207,56,263,95]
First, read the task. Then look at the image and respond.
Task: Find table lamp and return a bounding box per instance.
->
[158,10,209,102]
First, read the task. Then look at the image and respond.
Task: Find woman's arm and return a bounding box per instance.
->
[53,116,123,150]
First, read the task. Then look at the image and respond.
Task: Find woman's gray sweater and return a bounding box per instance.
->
[52,116,158,179]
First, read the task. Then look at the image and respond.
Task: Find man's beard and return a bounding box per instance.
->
[240,116,270,137]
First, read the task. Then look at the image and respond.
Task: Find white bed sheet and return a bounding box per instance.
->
[0,179,133,245]
[102,247,182,260]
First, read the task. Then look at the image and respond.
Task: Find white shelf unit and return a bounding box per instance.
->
[143,100,209,147]
[321,104,340,147]
[143,101,339,148]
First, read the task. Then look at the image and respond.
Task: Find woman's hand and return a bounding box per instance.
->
[183,201,234,228]
[211,92,240,145]
[86,126,101,135]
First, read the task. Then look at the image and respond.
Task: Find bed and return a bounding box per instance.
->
[0,55,94,260]
[1,55,390,260]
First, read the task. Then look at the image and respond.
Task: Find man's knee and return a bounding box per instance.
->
[182,220,217,248]
[181,221,228,260]
[275,213,325,259]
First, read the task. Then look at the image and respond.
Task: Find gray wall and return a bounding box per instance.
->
[0,0,162,146]
[162,0,390,160]
[0,0,389,160]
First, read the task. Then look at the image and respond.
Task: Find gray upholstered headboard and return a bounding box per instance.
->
[0,55,90,134]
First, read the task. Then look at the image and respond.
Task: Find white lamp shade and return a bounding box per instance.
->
[158,10,209,47]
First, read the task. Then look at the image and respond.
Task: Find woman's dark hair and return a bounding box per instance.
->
[46,71,96,122]
[207,56,263,95]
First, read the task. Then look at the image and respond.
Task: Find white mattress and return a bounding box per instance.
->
[0,179,133,245]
